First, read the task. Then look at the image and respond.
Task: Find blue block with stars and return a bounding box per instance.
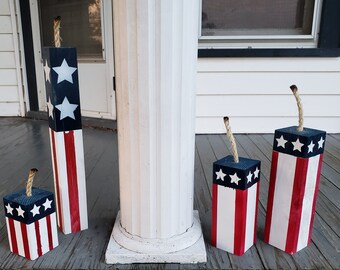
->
[3,187,59,260]
[264,126,326,254]
[213,155,261,190]
[42,47,82,132]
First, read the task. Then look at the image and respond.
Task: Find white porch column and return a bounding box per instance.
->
[105,0,206,264]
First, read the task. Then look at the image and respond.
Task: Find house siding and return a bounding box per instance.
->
[0,0,23,116]
[196,57,340,133]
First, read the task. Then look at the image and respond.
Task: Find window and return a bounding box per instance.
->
[199,0,322,49]
[39,0,104,60]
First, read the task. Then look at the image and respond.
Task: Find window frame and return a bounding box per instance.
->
[198,0,340,57]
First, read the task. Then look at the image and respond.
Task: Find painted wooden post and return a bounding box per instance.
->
[211,118,260,256]
[105,0,206,264]
[3,169,59,260]
[264,85,326,254]
[42,17,88,234]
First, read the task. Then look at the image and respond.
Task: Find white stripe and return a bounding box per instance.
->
[55,131,72,234]
[50,212,59,248]
[74,129,88,230]
[49,128,61,228]
[216,185,235,253]
[13,220,24,257]
[297,154,320,251]
[39,217,49,255]
[269,152,296,251]
[26,223,38,260]
[5,217,13,252]
[244,182,257,251]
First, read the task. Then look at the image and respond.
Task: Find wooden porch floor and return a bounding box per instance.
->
[0,117,339,269]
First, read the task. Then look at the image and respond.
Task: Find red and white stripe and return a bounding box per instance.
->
[264,151,323,254]
[49,128,88,234]
[6,213,58,260]
[211,182,259,256]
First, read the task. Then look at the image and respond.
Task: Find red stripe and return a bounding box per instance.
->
[234,189,247,256]
[8,218,18,254]
[264,151,279,243]
[211,183,218,247]
[64,130,81,232]
[253,182,260,243]
[51,129,63,229]
[46,215,53,250]
[20,222,31,259]
[285,157,309,254]
[35,221,42,257]
[308,154,323,245]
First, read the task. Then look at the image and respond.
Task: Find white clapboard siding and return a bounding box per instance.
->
[196,57,340,133]
[0,16,12,33]
[0,0,22,117]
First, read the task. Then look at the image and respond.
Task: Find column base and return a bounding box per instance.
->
[105,210,207,264]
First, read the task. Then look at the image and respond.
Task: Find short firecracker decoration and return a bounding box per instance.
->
[211,117,261,256]
[3,169,59,260]
[264,85,326,254]
[42,17,88,234]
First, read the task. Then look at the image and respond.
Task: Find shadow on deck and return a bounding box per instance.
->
[0,117,339,269]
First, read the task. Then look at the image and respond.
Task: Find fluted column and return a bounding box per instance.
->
[106,0,206,264]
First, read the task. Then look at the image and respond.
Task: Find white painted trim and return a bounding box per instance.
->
[9,0,25,116]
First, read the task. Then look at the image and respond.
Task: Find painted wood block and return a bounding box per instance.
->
[211,155,261,256]
[42,47,88,234]
[3,187,58,260]
[264,126,326,254]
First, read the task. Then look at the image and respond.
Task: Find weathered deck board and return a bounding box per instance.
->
[0,118,339,269]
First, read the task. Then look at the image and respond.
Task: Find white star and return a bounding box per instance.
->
[276,135,287,148]
[230,172,241,185]
[308,141,315,153]
[46,97,54,119]
[16,205,25,218]
[43,198,52,211]
[52,59,77,84]
[246,171,253,183]
[30,204,40,217]
[5,204,13,215]
[43,61,51,82]
[292,138,304,152]
[215,169,226,181]
[254,167,260,179]
[55,97,78,120]
[318,137,325,149]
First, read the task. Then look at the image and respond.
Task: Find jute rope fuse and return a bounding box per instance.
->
[223,116,239,163]
[290,85,304,132]
[54,16,61,48]
[26,168,38,197]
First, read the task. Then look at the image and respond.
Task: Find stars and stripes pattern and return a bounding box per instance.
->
[43,47,88,234]
[212,155,261,255]
[3,188,58,260]
[264,126,326,254]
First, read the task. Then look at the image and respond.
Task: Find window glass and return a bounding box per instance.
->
[39,0,103,59]
[201,0,315,37]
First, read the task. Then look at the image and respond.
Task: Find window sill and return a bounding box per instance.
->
[198,48,340,58]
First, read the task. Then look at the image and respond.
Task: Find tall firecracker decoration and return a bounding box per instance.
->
[42,17,88,234]
[211,117,261,256]
[3,169,59,260]
[264,85,326,254]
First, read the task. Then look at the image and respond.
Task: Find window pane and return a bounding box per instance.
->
[39,0,103,59]
[202,0,315,36]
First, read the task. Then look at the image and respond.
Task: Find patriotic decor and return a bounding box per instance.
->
[3,188,58,260]
[264,126,326,254]
[42,47,88,234]
[212,155,261,256]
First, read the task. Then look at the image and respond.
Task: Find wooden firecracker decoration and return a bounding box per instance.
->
[264,85,326,254]
[42,17,88,234]
[3,169,59,260]
[211,117,261,256]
